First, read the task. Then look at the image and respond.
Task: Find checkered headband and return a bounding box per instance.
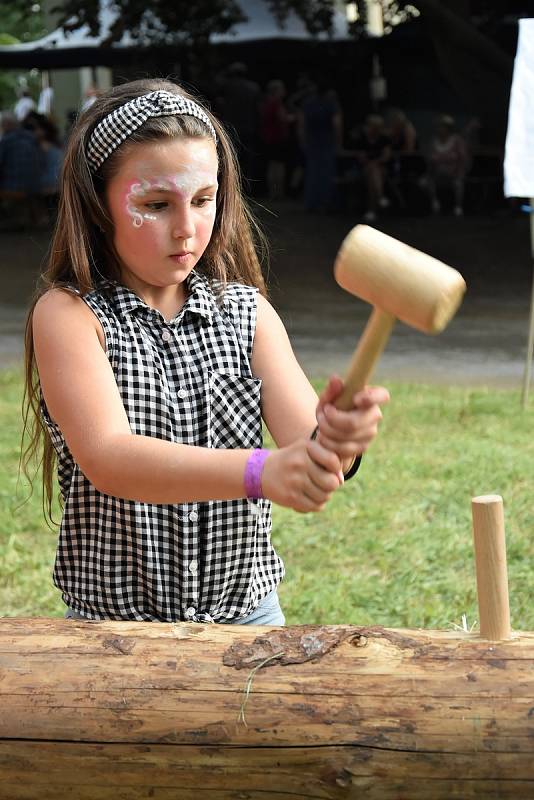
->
[86,90,218,173]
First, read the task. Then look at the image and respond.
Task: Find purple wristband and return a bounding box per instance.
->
[244,448,270,499]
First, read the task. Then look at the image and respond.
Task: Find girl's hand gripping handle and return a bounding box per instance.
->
[259,439,344,513]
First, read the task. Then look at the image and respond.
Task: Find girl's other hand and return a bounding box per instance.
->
[261,439,344,513]
[315,375,390,462]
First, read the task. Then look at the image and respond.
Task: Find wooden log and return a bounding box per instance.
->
[1,618,534,798]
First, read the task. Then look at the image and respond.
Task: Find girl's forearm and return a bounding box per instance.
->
[85,433,252,504]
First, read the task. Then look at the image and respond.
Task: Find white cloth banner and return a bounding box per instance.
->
[504,19,534,197]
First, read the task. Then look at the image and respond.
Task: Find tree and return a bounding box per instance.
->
[0,0,47,43]
[387,0,515,142]
[4,1,531,142]
[267,0,518,141]
[50,0,246,45]
[0,0,47,108]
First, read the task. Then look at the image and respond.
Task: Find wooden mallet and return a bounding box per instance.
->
[333,225,467,409]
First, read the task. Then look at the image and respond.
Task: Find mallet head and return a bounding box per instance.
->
[334,225,466,334]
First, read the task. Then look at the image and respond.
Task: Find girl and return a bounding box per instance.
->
[23,79,389,625]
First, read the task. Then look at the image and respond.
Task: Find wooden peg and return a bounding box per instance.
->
[471,495,512,641]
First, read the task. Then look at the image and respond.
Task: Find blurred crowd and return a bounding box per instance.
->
[0,65,503,232]
[0,105,63,231]
[211,63,501,221]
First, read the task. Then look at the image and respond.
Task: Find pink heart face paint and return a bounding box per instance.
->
[105,137,218,301]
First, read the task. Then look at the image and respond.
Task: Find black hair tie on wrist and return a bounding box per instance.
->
[343,455,362,480]
[310,426,362,480]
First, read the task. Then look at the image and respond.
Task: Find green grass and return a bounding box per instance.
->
[0,368,63,617]
[1,367,533,630]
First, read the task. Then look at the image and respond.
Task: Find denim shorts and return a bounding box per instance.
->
[229,589,285,626]
[64,589,285,626]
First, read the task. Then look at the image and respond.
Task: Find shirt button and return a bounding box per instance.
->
[177,388,188,400]
[189,510,199,522]
[189,559,198,575]
[161,330,172,342]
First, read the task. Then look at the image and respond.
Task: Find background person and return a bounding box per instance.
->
[13,89,36,122]
[216,62,261,195]
[298,77,343,213]
[0,111,41,229]
[348,114,392,223]
[23,112,64,225]
[425,114,468,216]
[385,108,417,156]
[260,79,292,200]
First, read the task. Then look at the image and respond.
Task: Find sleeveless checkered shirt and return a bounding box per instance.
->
[41,271,284,622]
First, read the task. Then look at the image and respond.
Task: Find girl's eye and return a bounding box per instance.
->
[193,196,214,208]
[145,202,168,211]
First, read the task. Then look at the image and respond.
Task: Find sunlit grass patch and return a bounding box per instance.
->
[1,369,533,629]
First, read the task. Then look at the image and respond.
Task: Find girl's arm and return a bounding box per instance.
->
[252,295,389,467]
[251,293,319,445]
[33,289,341,512]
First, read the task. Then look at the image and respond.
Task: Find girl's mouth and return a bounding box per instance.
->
[169,252,192,263]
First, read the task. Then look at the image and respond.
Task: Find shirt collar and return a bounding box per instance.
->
[100,270,215,325]
[183,270,215,324]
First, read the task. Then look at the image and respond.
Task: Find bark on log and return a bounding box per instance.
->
[1,617,533,799]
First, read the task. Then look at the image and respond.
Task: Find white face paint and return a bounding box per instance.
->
[108,138,219,300]
[125,158,218,229]
[126,180,158,228]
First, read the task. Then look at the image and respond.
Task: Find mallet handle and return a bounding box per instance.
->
[471,495,512,641]
[336,307,395,410]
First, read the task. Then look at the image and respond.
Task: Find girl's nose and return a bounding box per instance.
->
[172,206,195,239]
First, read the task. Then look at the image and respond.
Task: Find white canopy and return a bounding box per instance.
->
[0,0,350,58]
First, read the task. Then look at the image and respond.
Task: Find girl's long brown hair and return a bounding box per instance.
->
[21,78,268,523]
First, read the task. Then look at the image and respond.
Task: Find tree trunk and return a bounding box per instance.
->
[1,617,533,798]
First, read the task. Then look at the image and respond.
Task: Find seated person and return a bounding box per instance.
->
[386,108,417,157]
[346,114,392,223]
[425,114,468,217]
